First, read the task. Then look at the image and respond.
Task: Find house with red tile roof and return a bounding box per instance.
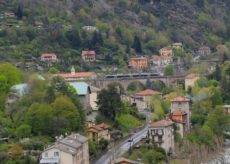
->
[88,123,110,142]
[148,120,174,153]
[171,96,191,130]
[81,50,96,62]
[131,89,162,111]
[48,67,96,81]
[165,110,188,138]
[41,53,58,62]
[128,57,148,69]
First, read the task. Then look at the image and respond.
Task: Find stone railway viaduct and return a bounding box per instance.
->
[86,75,186,90]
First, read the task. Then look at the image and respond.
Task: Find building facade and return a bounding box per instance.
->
[148,120,174,153]
[159,47,174,65]
[69,82,91,109]
[41,53,58,62]
[165,110,188,138]
[171,96,191,129]
[81,50,96,62]
[48,67,96,81]
[40,134,89,164]
[128,57,148,69]
[198,46,211,56]
[88,123,110,142]
[133,89,162,111]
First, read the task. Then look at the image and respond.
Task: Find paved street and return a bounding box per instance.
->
[94,126,148,164]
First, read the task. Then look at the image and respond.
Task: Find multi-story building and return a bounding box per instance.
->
[133,89,162,111]
[128,57,148,69]
[223,105,230,115]
[48,67,96,81]
[171,96,191,129]
[148,120,174,153]
[81,50,96,62]
[165,110,188,138]
[88,123,110,142]
[40,133,89,164]
[41,53,58,62]
[69,82,91,109]
[159,47,173,64]
[198,46,211,56]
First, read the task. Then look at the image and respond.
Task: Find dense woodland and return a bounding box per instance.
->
[1,0,230,71]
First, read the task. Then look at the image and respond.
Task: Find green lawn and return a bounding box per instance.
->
[115,114,143,129]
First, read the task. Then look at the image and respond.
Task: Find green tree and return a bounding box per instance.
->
[164,65,174,76]
[97,85,122,120]
[25,103,53,135]
[0,63,21,90]
[16,2,23,19]
[16,124,31,138]
[132,35,142,53]
[51,96,81,133]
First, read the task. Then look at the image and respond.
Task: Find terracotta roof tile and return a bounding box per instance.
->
[149,120,173,128]
[48,72,94,79]
[171,96,190,102]
[88,123,109,133]
[135,89,162,96]
[81,50,96,55]
[172,110,187,115]
[41,53,57,57]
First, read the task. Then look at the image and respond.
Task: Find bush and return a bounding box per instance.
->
[115,114,142,129]
[16,124,31,138]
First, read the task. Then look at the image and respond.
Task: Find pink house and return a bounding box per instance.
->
[41,53,58,62]
[81,50,96,62]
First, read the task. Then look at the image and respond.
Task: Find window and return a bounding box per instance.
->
[54,152,59,157]
[45,152,48,157]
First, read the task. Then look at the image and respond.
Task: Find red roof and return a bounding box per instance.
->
[149,120,173,128]
[41,53,57,58]
[129,57,147,61]
[135,89,162,96]
[172,110,187,115]
[88,123,109,133]
[48,72,94,79]
[152,55,161,61]
[171,96,190,102]
[81,50,96,56]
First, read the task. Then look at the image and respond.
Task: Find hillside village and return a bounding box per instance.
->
[0,0,230,164]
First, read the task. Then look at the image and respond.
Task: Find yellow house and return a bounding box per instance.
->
[88,123,110,142]
[40,134,89,164]
[185,74,200,90]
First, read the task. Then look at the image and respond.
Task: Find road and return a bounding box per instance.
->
[94,126,148,164]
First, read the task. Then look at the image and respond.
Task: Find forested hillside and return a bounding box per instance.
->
[1,0,230,71]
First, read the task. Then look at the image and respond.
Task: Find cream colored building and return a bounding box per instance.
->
[40,134,89,164]
[148,120,174,153]
[185,74,200,90]
[89,85,100,110]
[223,105,230,115]
[159,46,174,65]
